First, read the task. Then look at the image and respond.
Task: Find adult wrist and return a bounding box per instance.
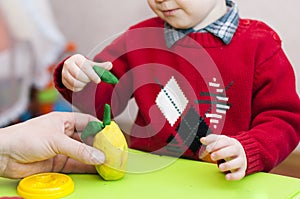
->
[0,127,13,177]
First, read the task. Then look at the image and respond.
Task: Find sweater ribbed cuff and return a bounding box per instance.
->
[53,57,69,91]
[231,132,263,175]
[53,56,74,102]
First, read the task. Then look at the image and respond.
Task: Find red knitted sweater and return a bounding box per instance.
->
[54,17,300,175]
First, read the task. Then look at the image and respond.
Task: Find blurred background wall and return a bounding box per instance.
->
[50,0,300,94]
[51,0,153,54]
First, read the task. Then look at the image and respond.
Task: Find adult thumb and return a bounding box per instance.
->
[57,136,105,165]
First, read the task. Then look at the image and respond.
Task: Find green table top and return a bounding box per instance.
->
[1,151,300,199]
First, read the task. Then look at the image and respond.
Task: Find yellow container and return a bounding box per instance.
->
[17,173,74,199]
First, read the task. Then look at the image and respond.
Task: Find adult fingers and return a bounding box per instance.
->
[61,158,97,174]
[4,159,53,179]
[59,112,99,134]
[54,135,105,165]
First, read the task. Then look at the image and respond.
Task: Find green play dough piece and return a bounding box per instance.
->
[103,104,111,126]
[93,65,119,84]
[81,121,104,140]
[81,104,112,140]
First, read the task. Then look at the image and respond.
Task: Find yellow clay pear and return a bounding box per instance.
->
[81,104,128,180]
[93,121,128,180]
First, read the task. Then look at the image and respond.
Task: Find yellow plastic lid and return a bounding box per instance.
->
[17,173,74,199]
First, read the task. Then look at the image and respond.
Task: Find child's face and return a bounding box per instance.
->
[147,0,224,29]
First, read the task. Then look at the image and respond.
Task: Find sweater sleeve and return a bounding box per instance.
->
[53,57,73,102]
[53,32,133,119]
[232,30,300,175]
[53,56,112,117]
[53,17,163,117]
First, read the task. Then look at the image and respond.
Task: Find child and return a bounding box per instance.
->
[54,0,300,181]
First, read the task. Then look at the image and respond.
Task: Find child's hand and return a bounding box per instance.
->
[200,134,247,181]
[62,54,113,92]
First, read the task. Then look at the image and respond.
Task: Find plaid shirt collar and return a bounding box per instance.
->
[164,0,239,48]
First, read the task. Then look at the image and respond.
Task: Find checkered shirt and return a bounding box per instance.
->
[164,0,239,48]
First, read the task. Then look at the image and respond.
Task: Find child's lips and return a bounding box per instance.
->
[162,8,179,16]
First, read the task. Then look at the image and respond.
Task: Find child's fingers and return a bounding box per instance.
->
[210,146,237,161]
[64,79,87,92]
[63,54,91,85]
[201,135,247,181]
[200,134,219,145]
[82,60,113,84]
[62,70,76,91]
[206,137,232,153]
[218,157,244,172]
[225,168,246,181]
[63,54,114,85]
[90,60,113,70]
[65,54,86,66]
[67,62,90,83]
[62,70,88,92]
[198,149,209,159]
[80,60,101,84]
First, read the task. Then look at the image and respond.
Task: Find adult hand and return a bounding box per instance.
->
[0,112,105,179]
[62,54,112,92]
[200,134,247,181]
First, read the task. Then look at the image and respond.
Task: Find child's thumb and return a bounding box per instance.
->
[90,60,113,70]
[84,60,113,84]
